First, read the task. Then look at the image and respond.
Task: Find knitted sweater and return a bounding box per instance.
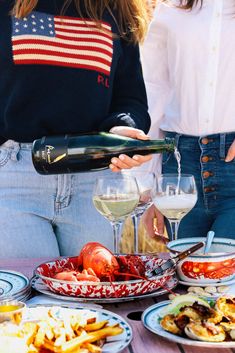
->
[0,0,150,145]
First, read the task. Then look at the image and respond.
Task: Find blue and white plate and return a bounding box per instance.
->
[0,270,30,301]
[24,305,132,353]
[142,301,235,348]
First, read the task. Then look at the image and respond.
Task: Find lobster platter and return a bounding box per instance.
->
[34,242,175,299]
[31,274,178,303]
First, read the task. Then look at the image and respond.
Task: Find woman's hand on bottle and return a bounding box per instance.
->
[108,126,152,172]
[142,204,169,243]
[225,139,235,162]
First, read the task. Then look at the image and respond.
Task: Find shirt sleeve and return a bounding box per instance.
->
[140,5,170,174]
[98,40,151,134]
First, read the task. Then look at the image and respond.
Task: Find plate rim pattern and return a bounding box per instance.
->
[24,304,133,353]
[141,300,235,348]
[31,275,178,303]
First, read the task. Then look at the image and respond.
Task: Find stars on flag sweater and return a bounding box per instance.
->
[11,11,113,75]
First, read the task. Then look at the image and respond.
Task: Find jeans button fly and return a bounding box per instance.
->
[202,156,210,163]
[201,138,209,145]
[203,171,211,178]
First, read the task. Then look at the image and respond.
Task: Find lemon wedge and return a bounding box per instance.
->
[159,294,210,318]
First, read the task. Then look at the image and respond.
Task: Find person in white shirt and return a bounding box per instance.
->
[141,0,235,241]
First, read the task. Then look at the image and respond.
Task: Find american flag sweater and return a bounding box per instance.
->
[0,0,150,145]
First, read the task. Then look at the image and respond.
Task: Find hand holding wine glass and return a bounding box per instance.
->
[93,175,140,253]
[153,174,197,241]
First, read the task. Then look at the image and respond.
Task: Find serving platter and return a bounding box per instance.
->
[34,255,175,298]
[2,304,133,353]
[31,275,178,304]
[142,301,235,348]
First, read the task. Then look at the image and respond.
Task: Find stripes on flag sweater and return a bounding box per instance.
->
[0,0,150,145]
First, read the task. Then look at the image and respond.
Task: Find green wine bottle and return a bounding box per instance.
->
[32,132,175,174]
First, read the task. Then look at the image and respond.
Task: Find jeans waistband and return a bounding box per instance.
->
[1,140,33,149]
[19,142,33,149]
[165,131,235,159]
[165,132,235,145]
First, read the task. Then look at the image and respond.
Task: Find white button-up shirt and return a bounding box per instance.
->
[140,0,235,172]
[142,0,235,137]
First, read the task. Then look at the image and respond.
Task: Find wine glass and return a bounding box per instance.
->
[93,175,140,253]
[153,174,197,241]
[123,171,156,253]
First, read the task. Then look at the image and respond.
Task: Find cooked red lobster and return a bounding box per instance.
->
[53,242,147,282]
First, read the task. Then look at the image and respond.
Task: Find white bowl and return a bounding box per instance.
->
[167,237,235,284]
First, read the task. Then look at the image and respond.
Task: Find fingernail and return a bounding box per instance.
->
[119,154,125,161]
[225,158,230,162]
[109,164,114,169]
[111,158,118,164]
[133,155,139,161]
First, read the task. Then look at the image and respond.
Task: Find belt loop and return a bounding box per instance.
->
[219,133,226,159]
[10,143,20,161]
[174,133,182,149]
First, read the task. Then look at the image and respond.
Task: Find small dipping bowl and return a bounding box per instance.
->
[167,237,235,284]
[0,299,26,325]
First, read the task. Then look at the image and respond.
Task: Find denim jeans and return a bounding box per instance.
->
[162,132,235,240]
[0,140,113,258]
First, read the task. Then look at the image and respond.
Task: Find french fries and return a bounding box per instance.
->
[0,308,124,353]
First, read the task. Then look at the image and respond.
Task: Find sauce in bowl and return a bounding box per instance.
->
[0,301,25,324]
[0,304,22,313]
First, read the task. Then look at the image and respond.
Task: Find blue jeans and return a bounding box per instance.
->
[0,140,113,258]
[162,132,235,240]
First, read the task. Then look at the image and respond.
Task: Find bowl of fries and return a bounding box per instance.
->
[0,305,131,353]
[0,299,26,325]
[34,255,175,298]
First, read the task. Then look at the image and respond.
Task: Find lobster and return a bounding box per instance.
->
[53,268,100,282]
[76,242,147,282]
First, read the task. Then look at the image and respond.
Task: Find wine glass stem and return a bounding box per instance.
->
[169,220,180,241]
[132,214,141,254]
[111,221,123,253]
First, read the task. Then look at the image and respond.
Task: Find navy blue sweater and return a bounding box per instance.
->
[0,0,150,145]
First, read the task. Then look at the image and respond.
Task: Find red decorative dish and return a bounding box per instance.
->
[34,255,174,298]
[168,237,235,284]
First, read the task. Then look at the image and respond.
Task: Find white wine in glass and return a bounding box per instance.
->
[93,176,140,253]
[153,174,197,241]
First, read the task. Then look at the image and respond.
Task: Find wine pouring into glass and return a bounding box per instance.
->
[93,175,140,253]
[153,174,197,241]
[123,170,156,253]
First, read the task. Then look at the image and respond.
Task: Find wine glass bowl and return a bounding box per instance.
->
[93,175,140,253]
[122,171,156,253]
[153,174,197,241]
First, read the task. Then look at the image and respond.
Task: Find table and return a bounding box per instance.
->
[0,258,233,353]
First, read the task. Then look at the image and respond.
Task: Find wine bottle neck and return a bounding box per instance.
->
[144,137,175,152]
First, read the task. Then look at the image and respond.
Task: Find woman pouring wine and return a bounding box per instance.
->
[0,0,152,257]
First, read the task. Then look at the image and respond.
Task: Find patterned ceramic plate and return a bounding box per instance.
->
[142,301,235,348]
[23,305,132,353]
[0,270,30,298]
[34,256,175,298]
[31,275,178,303]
